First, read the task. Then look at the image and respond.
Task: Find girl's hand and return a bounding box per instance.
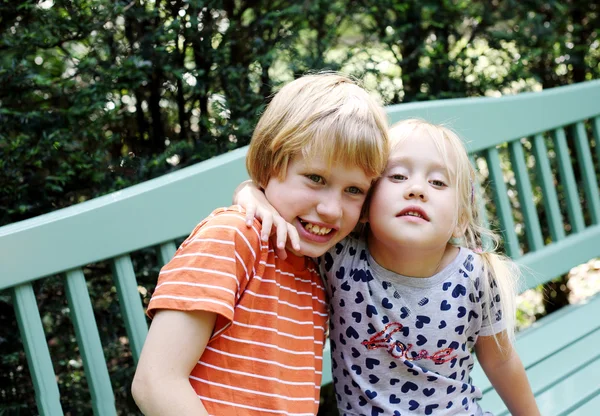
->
[233,180,300,259]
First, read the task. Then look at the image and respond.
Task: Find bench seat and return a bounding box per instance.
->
[475,293,600,415]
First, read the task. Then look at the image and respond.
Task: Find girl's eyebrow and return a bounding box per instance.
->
[387,156,448,173]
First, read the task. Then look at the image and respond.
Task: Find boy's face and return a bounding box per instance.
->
[367,132,461,252]
[264,153,374,258]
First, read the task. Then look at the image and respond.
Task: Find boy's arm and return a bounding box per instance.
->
[234,180,300,256]
[475,332,540,416]
[132,309,216,416]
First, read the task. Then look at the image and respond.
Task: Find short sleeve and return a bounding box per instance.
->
[147,208,262,324]
[478,266,506,337]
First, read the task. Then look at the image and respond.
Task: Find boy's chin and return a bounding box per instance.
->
[287,243,330,259]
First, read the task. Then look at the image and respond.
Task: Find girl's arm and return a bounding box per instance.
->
[132,309,217,415]
[475,331,540,416]
[233,180,300,257]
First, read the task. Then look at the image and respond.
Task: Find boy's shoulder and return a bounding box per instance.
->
[200,205,257,227]
[188,205,264,246]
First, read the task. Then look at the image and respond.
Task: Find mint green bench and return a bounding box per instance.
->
[1,80,599,415]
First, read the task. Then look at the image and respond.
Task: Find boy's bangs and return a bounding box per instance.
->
[301,110,388,178]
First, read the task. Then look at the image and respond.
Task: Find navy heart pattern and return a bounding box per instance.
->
[452,284,467,298]
[425,404,439,414]
[401,381,418,393]
[324,252,334,271]
[321,240,498,415]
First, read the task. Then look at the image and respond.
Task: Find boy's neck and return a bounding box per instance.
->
[367,233,459,278]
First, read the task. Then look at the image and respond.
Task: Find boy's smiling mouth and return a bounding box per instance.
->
[299,219,334,236]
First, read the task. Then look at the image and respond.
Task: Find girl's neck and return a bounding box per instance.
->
[367,232,459,278]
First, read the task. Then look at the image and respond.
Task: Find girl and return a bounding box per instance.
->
[235,119,540,415]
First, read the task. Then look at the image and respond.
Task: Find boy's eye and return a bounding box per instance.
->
[306,174,324,184]
[430,179,447,187]
[346,186,364,195]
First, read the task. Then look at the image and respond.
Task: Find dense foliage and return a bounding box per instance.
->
[1,0,598,414]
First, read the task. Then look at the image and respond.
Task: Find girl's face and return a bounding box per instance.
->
[367,131,462,253]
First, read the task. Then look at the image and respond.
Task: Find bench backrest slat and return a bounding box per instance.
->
[509,139,545,251]
[553,127,587,233]
[12,283,64,416]
[64,268,117,416]
[111,255,149,364]
[485,147,521,258]
[593,117,600,168]
[572,122,600,224]
[158,241,178,266]
[531,133,566,242]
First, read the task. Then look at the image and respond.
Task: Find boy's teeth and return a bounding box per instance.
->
[303,222,332,236]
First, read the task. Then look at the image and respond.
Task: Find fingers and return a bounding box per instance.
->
[287,223,301,252]
[245,203,256,227]
[275,245,288,260]
[261,213,273,242]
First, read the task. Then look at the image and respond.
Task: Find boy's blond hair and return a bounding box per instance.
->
[389,119,520,345]
[246,73,389,188]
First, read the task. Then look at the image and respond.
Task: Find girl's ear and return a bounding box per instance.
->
[452,215,468,240]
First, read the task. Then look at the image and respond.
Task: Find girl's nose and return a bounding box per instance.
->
[404,182,427,201]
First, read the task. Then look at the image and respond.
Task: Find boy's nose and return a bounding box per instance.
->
[316,194,343,221]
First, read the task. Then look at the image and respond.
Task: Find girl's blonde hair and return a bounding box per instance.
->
[246,72,389,188]
[389,119,520,344]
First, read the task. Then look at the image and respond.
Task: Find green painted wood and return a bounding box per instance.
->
[111,255,148,364]
[0,146,250,291]
[553,128,586,234]
[517,226,600,291]
[509,140,545,251]
[479,328,600,415]
[531,134,566,242]
[12,284,64,416]
[533,356,600,416]
[387,80,600,152]
[158,241,178,266]
[593,117,600,173]
[484,147,520,258]
[321,339,333,386]
[571,122,600,225]
[571,390,600,415]
[65,268,117,416]
[472,293,600,394]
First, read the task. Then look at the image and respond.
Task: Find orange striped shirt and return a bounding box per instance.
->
[147,206,328,416]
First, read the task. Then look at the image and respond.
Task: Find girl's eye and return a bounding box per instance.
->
[306,174,324,184]
[390,174,406,181]
[346,186,364,195]
[430,180,447,187]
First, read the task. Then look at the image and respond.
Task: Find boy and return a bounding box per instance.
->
[131,73,389,415]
